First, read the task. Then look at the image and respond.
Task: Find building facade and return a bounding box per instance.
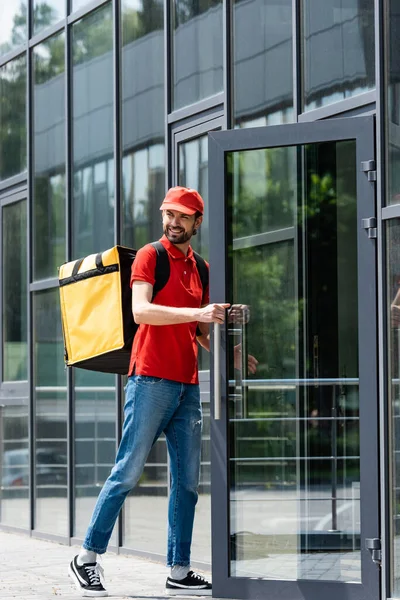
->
[0,1,399,599]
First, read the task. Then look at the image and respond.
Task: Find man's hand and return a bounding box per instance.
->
[198,303,230,324]
[234,343,258,374]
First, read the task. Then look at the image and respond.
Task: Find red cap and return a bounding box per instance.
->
[160,186,204,216]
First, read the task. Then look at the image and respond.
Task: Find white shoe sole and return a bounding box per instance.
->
[165,588,212,596]
[68,564,108,597]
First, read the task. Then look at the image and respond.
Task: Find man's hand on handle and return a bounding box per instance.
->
[198,303,231,324]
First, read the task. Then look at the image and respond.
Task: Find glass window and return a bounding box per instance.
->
[172,0,223,111]
[72,0,91,12]
[74,370,117,544]
[72,4,114,259]
[2,200,27,382]
[233,0,293,128]
[121,0,165,249]
[33,33,65,280]
[121,0,168,554]
[387,2,400,206]
[33,0,65,35]
[0,2,27,56]
[0,55,27,181]
[303,0,375,112]
[33,289,67,535]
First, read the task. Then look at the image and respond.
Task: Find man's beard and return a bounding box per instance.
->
[164,225,194,245]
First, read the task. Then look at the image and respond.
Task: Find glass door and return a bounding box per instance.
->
[209,117,379,600]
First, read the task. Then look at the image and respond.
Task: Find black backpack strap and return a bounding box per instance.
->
[193,251,209,294]
[151,241,170,301]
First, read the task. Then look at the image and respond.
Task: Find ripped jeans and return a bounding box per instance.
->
[82,375,202,567]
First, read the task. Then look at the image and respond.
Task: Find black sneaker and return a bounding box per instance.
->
[68,555,108,597]
[166,571,212,596]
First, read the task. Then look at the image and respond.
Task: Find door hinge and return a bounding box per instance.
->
[366,538,381,566]
[361,160,377,182]
[362,217,377,239]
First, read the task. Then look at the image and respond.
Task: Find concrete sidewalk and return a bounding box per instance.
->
[0,530,211,600]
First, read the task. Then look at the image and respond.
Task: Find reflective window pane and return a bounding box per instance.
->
[72,4,114,259]
[121,0,167,552]
[74,370,117,545]
[72,0,91,12]
[227,141,361,581]
[0,392,29,528]
[0,2,27,56]
[33,33,66,280]
[172,0,223,110]
[387,3,400,206]
[33,0,65,35]
[121,0,165,249]
[34,289,67,535]
[2,200,27,382]
[0,55,27,181]
[388,221,400,595]
[233,0,293,127]
[303,0,375,112]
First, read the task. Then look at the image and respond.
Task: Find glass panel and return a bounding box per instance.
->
[0,393,29,528]
[0,2,27,56]
[72,0,91,12]
[387,3,400,207]
[33,0,65,35]
[34,289,67,535]
[0,55,27,181]
[74,370,117,544]
[387,220,400,595]
[303,0,375,112]
[227,140,360,581]
[233,0,293,128]
[172,0,223,111]
[177,133,211,563]
[33,33,66,280]
[72,3,114,259]
[2,200,27,381]
[121,0,165,249]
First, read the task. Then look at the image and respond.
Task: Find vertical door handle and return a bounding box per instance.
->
[214,323,221,420]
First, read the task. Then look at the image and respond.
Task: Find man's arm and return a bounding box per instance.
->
[196,322,210,351]
[132,281,229,326]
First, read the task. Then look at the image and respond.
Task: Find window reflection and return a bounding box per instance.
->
[2,200,27,381]
[121,0,168,556]
[72,4,114,259]
[0,55,27,181]
[33,0,65,35]
[34,289,67,535]
[303,0,375,111]
[0,2,27,56]
[233,0,293,127]
[33,33,65,280]
[172,0,223,110]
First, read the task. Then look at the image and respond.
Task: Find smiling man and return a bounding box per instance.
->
[68,187,230,598]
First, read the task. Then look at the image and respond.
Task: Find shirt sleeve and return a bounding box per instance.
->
[130,244,157,288]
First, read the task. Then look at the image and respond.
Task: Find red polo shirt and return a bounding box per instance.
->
[128,236,209,384]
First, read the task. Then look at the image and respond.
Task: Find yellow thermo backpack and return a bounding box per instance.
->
[58,242,208,375]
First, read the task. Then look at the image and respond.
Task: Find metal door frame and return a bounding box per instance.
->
[209,116,379,600]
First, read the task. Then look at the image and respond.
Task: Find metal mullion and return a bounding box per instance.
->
[65,6,75,541]
[376,0,389,596]
[223,0,231,129]
[29,20,66,48]
[67,0,110,25]
[165,0,172,190]
[27,0,35,534]
[113,0,123,553]
[167,93,225,125]
[0,46,28,69]
[0,189,28,206]
[293,0,301,121]
[298,90,377,123]
[0,173,28,193]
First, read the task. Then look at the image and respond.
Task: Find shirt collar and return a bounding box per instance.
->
[160,235,195,262]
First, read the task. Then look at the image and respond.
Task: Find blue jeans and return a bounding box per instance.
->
[83,375,202,566]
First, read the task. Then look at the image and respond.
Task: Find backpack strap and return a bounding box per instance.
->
[151,241,170,301]
[193,251,209,294]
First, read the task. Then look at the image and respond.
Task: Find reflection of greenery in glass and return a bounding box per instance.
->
[33,0,65,35]
[174,0,220,26]
[0,3,27,56]
[122,0,163,43]
[73,4,113,66]
[0,55,27,181]
[3,200,27,381]
[33,33,65,280]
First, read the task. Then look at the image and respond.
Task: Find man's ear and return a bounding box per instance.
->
[195,215,203,229]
